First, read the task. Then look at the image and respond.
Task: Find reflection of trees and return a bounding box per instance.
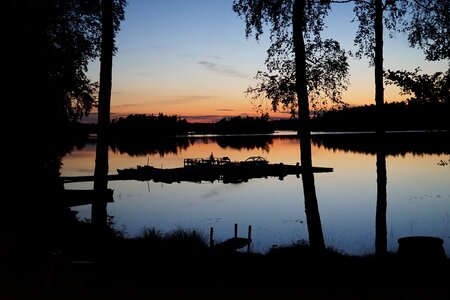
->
[375,134,387,255]
[108,132,449,158]
[214,136,273,151]
[110,137,193,157]
[299,134,326,251]
[312,130,450,255]
[93,0,118,232]
[109,136,276,156]
[312,130,449,256]
[301,168,326,251]
[311,132,450,156]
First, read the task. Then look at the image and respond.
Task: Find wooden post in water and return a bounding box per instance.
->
[247,225,252,253]
[209,227,214,248]
[234,223,238,238]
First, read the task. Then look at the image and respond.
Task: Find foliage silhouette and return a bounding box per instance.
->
[385,68,449,105]
[403,0,450,61]
[233,0,351,251]
[214,114,274,134]
[232,0,349,117]
[7,0,126,130]
[311,101,449,132]
[350,0,448,256]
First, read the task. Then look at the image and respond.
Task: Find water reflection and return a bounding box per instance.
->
[109,135,274,157]
[311,131,450,156]
[299,130,325,251]
[61,131,450,256]
[105,131,450,158]
[110,137,193,157]
[214,135,273,151]
[92,124,110,231]
[375,133,387,256]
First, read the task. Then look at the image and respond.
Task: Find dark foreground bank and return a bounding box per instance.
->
[2,235,449,300]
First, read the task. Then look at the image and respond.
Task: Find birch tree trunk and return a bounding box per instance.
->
[293,0,325,252]
[92,0,114,231]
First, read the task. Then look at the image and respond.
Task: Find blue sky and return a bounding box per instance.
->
[86,0,448,122]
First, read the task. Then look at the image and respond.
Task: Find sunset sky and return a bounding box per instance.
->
[86,0,448,123]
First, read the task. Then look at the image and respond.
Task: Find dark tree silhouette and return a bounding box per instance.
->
[7,0,110,132]
[351,0,448,256]
[352,0,449,133]
[92,0,126,231]
[110,113,190,137]
[385,68,449,105]
[311,101,448,131]
[404,1,450,61]
[352,0,402,257]
[4,0,123,283]
[352,0,407,133]
[6,0,124,177]
[233,1,349,118]
[385,68,450,133]
[233,0,350,251]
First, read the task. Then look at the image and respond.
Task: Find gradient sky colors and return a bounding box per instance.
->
[86,0,448,123]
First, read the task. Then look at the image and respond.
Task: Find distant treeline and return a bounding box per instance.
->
[274,101,448,132]
[309,101,449,132]
[79,102,448,137]
[83,113,275,137]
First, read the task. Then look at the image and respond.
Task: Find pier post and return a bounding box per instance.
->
[247,225,252,253]
[234,223,238,238]
[209,227,214,247]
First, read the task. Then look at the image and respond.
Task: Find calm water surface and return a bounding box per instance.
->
[61,131,450,256]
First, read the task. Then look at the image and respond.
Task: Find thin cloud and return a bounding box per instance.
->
[179,53,222,60]
[151,95,216,105]
[198,61,247,78]
[216,108,235,112]
[139,72,154,78]
[115,103,139,108]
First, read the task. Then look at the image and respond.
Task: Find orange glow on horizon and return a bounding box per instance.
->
[78,82,410,125]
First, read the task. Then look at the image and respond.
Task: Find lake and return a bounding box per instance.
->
[61,131,450,257]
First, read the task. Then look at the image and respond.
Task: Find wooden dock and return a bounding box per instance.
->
[210,224,252,253]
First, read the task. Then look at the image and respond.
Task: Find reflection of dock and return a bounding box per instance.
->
[62,164,333,184]
[210,224,252,253]
[61,157,333,184]
[115,156,333,184]
[62,174,122,183]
